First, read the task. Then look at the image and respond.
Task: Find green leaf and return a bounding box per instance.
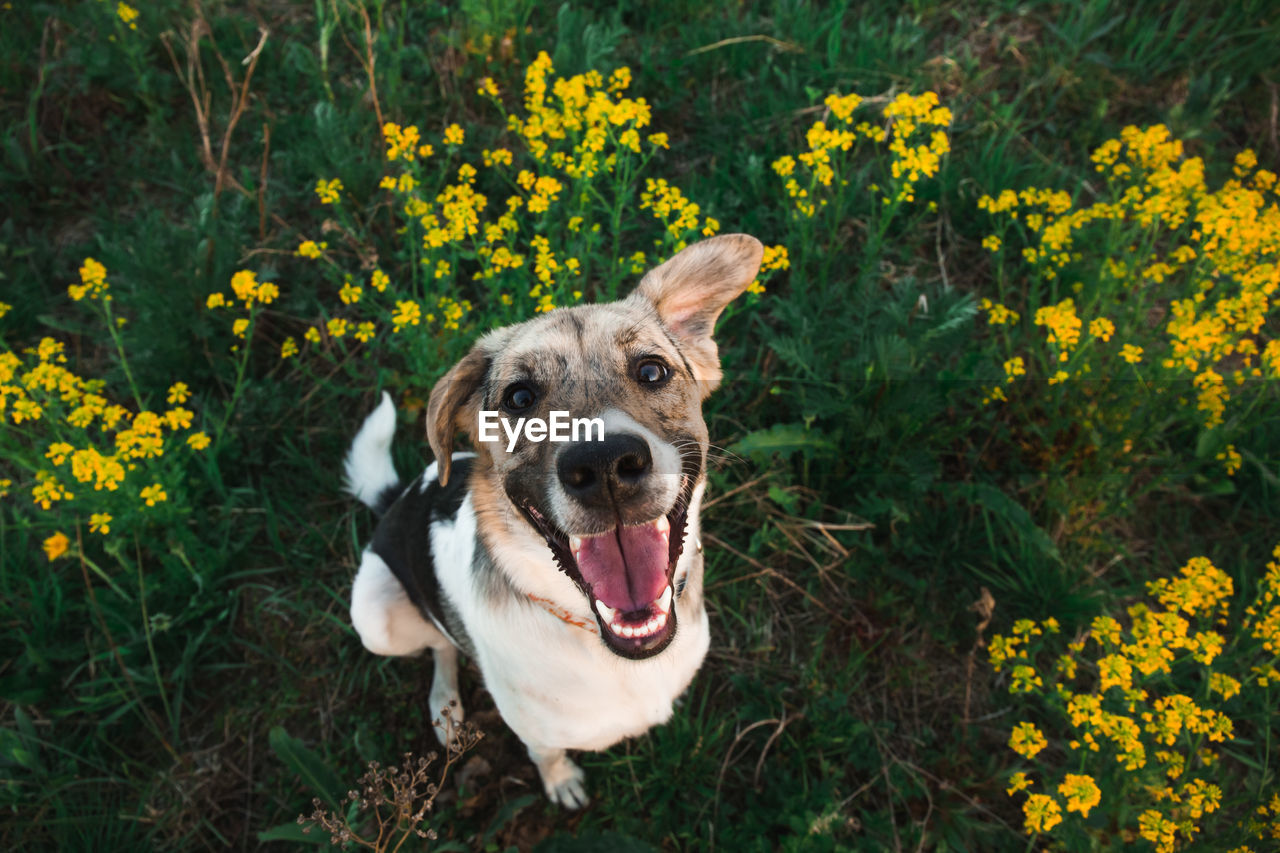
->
[728,422,837,463]
[268,726,347,810]
[482,793,538,845]
[949,483,1062,564]
[767,485,799,513]
[256,822,330,844]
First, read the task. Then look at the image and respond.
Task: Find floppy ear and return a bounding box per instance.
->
[426,345,490,486]
[629,234,763,391]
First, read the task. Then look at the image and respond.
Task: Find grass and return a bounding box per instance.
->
[2,1,1279,850]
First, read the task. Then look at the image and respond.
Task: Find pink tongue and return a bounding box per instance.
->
[576,523,669,612]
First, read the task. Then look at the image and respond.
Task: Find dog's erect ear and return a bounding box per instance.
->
[629,234,763,390]
[426,345,490,486]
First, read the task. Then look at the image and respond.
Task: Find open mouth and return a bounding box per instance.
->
[518,476,693,659]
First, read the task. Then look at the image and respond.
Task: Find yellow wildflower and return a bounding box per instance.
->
[1217,445,1242,476]
[116,2,138,29]
[1138,810,1177,853]
[980,298,1019,325]
[1009,722,1047,758]
[339,282,362,304]
[297,240,326,259]
[43,531,70,560]
[1022,793,1062,834]
[140,483,167,506]
[1006,772,1032,795]
[166,382,191,404]
[1088,316,1115,341]
[230,270,258,304]
[392,300,421,332]
[315,178,343,204]
[1058,774,1101,817]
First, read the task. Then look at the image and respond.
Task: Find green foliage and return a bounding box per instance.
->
[269,726,348,811]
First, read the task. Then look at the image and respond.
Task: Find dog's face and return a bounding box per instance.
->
[426,235,763,659]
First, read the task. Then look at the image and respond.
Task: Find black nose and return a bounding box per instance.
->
[557,433,652,507]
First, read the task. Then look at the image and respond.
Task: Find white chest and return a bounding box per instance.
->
[431,493,711,753]
[475,602,710,752]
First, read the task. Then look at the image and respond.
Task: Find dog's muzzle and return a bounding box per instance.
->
[516,433,693,659]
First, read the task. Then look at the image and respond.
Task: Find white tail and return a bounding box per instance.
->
[344,391,400,510]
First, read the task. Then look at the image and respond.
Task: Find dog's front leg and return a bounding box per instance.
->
[429,643,463,748]
[525,742,588,808]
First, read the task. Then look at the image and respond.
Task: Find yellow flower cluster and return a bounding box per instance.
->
[1240,792,1280,847]
[979,297,1019,326]
[773,90,951,217]
[511,52,656,174]
[289,53,748,355]
[979,124,1280,429]
[1009,721,1047,758]
[314,178,343,204]
[993,550,1280,848]
[640,178,717,249]
[882,91,952,202]
[4,260,208,547]
[297,239,327,259]
[746,245,790,295]
[382,122,430,162]
[116,2,138,30]
[68,257,110,302]
[1242,544,1280,656]
[206,270,279,348]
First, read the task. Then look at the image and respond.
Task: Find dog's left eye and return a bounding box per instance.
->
[635,359,669,385]
[503,383,537,412]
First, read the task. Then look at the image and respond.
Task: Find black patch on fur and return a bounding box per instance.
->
[369,457,475,647]
[370,482,403,517]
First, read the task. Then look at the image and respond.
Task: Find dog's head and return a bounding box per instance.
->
[426,235,763,659]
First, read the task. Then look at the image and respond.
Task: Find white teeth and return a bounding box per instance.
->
[654,515,670,535]
[595,599,617,622]
[606,608,668,640]
[570,535,583,556]
[657,585,673,613]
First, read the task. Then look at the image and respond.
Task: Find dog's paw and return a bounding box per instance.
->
[539,754,589,809]
[430,694,464,749]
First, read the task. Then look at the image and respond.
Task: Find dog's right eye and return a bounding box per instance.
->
[502,383,537,412]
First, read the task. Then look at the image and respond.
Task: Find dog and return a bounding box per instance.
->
[344,234,763,807]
